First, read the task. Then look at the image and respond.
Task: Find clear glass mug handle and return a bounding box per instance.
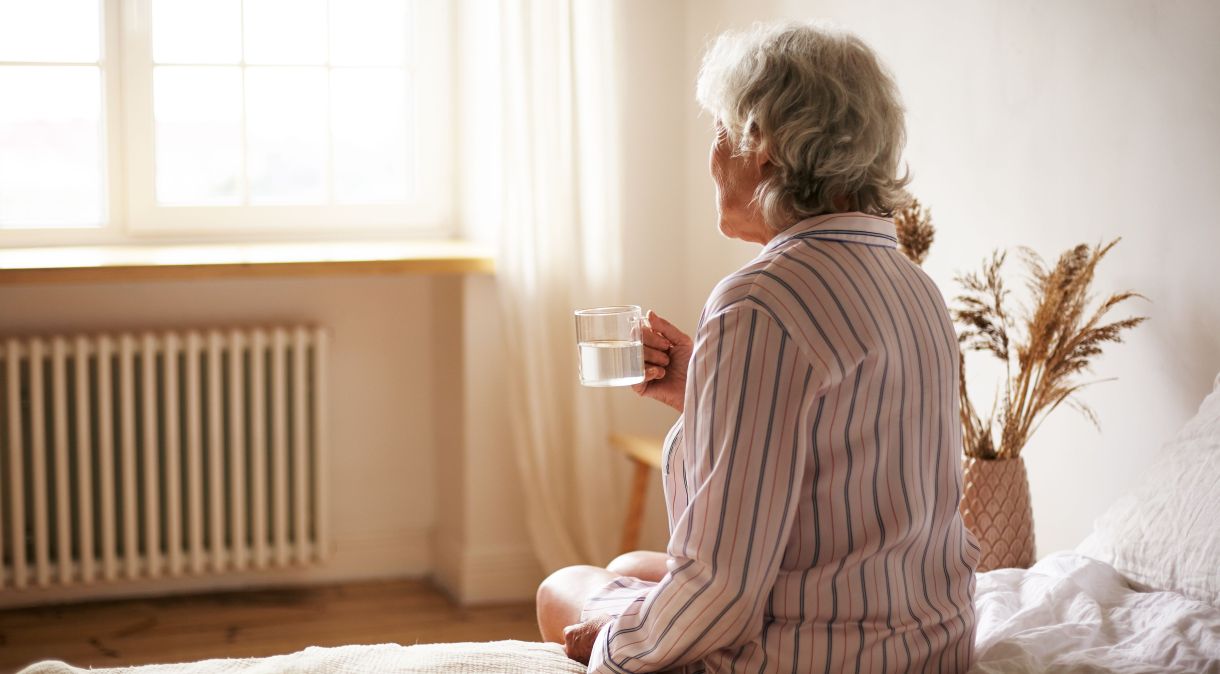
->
[632,311,650,343]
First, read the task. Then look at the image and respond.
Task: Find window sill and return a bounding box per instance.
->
[0,239,495,285]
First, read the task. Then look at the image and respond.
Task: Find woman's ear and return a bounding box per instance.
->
[753,140,773,171]
[754,144,773,176]
[739,118,769,167]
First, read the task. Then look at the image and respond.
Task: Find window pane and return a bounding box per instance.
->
[244,0,326,65]
[330,0,410,66]
[152,0,241,64]
[245,67,327,204]
[331,68,410,203]
[154,66,242,204]
[0,66,104,228]
[0,0,99,62]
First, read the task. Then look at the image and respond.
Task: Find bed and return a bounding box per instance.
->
[21,375,1220,674]
[971,552,1219,673]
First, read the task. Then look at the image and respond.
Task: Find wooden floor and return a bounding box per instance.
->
[0,579,541,673]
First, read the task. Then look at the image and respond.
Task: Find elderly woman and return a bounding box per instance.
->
[538,21,979,674]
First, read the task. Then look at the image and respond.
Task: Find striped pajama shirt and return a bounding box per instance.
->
[583,213,980,674]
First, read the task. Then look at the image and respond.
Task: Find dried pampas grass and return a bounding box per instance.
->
[953,240,1147,460]
[891,203,1147,461]
[894,199,935,266]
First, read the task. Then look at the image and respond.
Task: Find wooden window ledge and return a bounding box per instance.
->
[0,240,495,285]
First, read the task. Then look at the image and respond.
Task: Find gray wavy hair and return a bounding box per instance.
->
[696,21,911,230]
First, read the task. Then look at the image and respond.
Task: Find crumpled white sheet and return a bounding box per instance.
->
[18,640,586,674]
[970,552,1220,674]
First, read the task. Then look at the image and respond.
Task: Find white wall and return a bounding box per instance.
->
[678,0,1220,555]
[430,275,542,603]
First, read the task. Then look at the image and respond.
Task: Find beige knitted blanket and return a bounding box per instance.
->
[19,640,587,674]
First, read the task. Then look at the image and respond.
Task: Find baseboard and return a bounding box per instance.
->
[430,532,543,606]
[461,545,545,603]
[430,528,465,600]
[0,527,432,610]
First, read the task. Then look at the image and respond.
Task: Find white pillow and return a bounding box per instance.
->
[1077,371,1220,606]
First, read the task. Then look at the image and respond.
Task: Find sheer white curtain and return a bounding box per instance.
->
[493,0,630,571]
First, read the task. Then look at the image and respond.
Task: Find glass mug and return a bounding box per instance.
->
[574,305,645,387]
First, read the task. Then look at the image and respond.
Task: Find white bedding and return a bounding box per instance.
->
[20,554,1220,674]
[970,552,1220,674]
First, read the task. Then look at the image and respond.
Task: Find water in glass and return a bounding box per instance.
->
[578,339,644,387]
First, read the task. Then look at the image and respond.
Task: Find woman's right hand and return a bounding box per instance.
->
[633,310,693,413]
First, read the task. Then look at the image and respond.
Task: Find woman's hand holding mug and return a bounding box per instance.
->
[633,310,692,413]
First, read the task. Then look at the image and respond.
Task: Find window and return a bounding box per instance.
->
[0,0,451,245]
[0,0,108,230]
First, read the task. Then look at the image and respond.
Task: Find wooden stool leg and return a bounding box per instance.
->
[619,459,651,555]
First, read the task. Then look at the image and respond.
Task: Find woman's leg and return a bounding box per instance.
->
[535,551,668,644]
[606,550,668,582]
[536,565,619,644]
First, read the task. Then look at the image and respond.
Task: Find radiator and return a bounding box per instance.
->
[0,326,329,591]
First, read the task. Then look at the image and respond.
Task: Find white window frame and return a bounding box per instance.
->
[0,0,453,248]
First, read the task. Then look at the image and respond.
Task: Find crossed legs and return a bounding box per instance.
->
[535,550,669,644]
